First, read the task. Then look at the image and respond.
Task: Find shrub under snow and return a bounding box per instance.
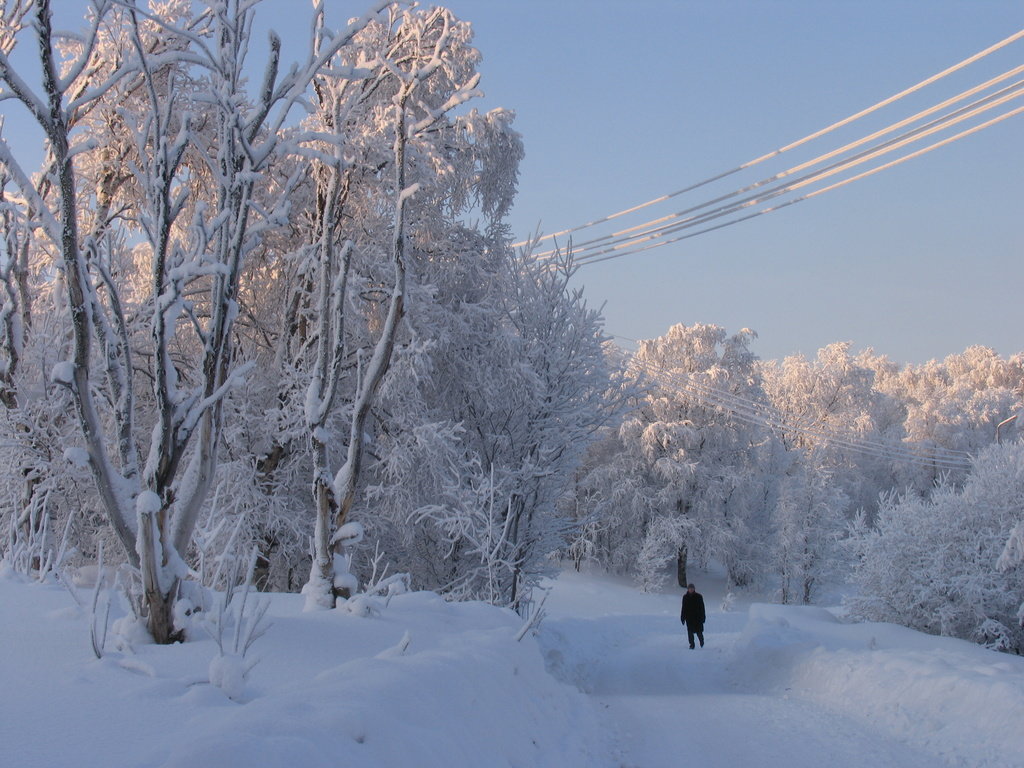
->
[847,442,1024,652]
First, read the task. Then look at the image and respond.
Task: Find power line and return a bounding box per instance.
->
[561,83,1024,263]
[536,71,1024,263]
[571,101,1024,268]
[512,28,1024,251]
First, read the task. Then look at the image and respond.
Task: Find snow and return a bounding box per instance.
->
[332,570,359,594]
[136,490,163,516]
[0,566,608,767]
[50,360,75,385]
[398,182,421,203]
[331,521,364,546]
[63,446,90,468]
[734,603,1024,764]
[3,562,1024,767]
[208,652,249,701]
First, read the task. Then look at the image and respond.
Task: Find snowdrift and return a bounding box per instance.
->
[0,571,611,768]
[734,603,1024,767]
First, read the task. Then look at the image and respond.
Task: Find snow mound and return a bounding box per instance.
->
[208,652,248,701]
[734,602,1024,767]
[166,620,608,767]
[1,579,611,768]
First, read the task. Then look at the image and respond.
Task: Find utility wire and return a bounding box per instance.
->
[572,101,1024,267]
[512,28,1024,250]
[536,69,1024,261]
[555,83,1024,264]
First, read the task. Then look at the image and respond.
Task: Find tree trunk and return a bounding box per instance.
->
[143,583,179,644]
[304,448,339,610]
[138,508,182,644]
[676,544,688,587]
[330,85,410,566]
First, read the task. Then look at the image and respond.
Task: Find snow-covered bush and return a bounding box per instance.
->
[848,442,1024,652]
[200,549,271,700]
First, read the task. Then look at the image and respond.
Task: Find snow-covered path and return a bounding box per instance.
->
[538,570,939,768]
[605,689,934,768]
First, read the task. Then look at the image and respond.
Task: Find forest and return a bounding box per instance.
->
[1,0,1022,655]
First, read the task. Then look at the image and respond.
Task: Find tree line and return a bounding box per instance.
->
[571,325,1024,652]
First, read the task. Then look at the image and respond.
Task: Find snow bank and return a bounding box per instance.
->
[163,598,610,768]
[734,603,1024,767]
[0,574,611,768]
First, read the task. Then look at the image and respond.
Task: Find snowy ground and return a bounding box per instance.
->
[3,562,1023,768]
[539,568,1024,768]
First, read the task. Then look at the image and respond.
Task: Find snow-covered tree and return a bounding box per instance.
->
[0,0,389,641]
[760,342,905,521]
[293,6,487,609]
[369,248,623,611]
[235,5,532,609]
[871,346,1023,493]
[848,441,1024,653]
[772,456,848,604]
[578,324,774,590]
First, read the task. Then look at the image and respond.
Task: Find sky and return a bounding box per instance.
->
[427,0,1024,365]
[10,1,1024,364]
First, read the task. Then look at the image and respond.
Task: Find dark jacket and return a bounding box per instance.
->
[681,591,706,629]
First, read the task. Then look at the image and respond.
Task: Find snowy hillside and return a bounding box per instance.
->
[3,564,1023,768]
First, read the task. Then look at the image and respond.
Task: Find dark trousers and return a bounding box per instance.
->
[686,624,704,648]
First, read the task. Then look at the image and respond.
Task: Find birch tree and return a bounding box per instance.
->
[0,0,387,641]
[288,6,488,608]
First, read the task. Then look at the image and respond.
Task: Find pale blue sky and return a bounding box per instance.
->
[423,0,1024,364]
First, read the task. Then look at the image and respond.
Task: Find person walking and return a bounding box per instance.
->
[681,583,706,649]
